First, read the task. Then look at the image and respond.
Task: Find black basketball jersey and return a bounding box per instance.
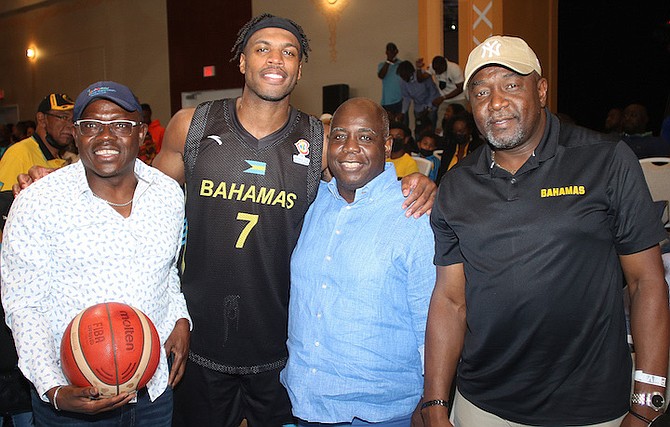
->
[182,98,323,373]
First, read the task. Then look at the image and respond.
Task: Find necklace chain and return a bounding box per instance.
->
[91,191,133,207]
[491,151,518,174]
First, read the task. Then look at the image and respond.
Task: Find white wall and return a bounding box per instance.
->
[0,0,419,124]
[252,0,419,116]
[0,0,171,125]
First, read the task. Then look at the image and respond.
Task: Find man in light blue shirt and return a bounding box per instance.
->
[281,98,435,426]
[397,60,441,137]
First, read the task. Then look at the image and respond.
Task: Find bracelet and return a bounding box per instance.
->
[52,385,64,411]
[421,399,449,410]
[635,370,667,387]
[629,409,653,425]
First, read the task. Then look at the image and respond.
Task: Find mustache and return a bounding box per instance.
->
[260,66,287,77]
[486,113,518,126]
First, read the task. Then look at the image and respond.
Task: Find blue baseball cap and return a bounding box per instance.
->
[73,81,142,121]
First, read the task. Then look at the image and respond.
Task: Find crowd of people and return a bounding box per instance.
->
[0,12,669,427]
[377,42,670,184]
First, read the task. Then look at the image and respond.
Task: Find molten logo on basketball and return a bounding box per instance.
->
[120,310,135,351]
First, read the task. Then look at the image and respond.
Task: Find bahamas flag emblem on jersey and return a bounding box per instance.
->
[244,160,266,175]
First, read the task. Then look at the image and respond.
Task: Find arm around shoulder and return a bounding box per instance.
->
[400,173,437,218]
[152,108,195,186]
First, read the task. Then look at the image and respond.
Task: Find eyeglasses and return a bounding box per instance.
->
[44,112,73,122]
[74,119,141,137]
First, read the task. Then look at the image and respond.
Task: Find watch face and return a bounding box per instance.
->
[651,393,665,408]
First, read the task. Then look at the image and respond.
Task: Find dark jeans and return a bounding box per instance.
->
[31,387,172,427]
[382,100,403,115]
[0,411,33,427]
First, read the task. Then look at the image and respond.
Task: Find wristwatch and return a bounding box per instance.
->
[631,392,665,411]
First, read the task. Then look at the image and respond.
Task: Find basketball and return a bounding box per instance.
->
[60,302,160,397]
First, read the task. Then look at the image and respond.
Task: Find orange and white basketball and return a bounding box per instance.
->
[60,302,160,397]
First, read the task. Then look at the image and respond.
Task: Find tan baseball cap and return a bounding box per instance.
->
[463,35,542,93]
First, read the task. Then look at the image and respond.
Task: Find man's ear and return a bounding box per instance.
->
[239,53,246,75]
[137,123,148,143]
[36,112,47,126]
[384,136,392,159]
[537,77,548,108]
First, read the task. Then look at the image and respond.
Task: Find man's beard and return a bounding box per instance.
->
[255,91,290,102]
[484,126,526,150]
[247,78,297,103]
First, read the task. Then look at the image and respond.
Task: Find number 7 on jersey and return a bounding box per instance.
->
[235,212,259,248]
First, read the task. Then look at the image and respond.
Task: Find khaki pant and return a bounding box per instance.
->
[452,389,626,427]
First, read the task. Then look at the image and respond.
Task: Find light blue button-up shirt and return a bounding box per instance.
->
[400,74,441,115]
[281,164,436,423]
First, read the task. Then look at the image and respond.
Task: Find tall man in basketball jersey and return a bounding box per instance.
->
[153,14,437,427]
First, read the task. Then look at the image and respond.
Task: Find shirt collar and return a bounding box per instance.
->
[326,162,398,204]
[473,107,558,176]
[32,133,57,161]
[74,159,154,198]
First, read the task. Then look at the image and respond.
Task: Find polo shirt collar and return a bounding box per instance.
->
[33,133,57,161]
[473,107,558,176]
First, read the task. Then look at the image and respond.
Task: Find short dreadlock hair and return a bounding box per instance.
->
[230,13,311,63]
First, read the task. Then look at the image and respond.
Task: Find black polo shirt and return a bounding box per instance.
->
[431,111,666,424]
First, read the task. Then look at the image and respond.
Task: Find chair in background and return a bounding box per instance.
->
[413,156,434,177]
[639,157,670,225]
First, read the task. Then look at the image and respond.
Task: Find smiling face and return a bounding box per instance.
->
[328,99,391,203]
[75,99,146,181]
[468,66,547,151]
[239,27,302,103]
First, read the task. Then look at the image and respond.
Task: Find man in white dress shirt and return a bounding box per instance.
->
[1,81,191,426]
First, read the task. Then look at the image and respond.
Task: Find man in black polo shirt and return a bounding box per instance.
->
[422,35,669,426]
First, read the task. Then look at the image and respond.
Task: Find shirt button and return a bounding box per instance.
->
[510,178,517,184]
[322,283,327,289]
[311,368,317,374]
[325,255,332,261]
[315,341,320,347]
[317,312,322,318]
[345,206,352,210]
[335,230,341,235]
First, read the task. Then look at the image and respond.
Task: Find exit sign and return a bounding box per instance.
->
[203,66,216,77]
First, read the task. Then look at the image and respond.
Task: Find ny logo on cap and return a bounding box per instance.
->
[480,40,501,58]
